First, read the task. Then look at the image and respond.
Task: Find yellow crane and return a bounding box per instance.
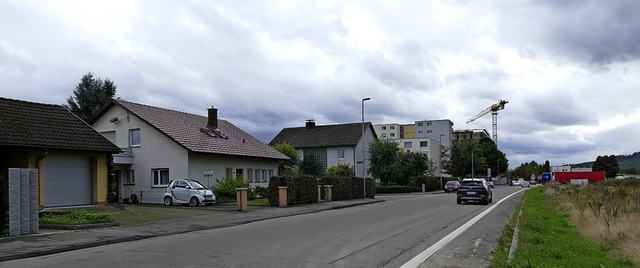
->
[466,100,508,145]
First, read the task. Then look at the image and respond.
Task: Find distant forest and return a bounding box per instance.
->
[573,151,640,170]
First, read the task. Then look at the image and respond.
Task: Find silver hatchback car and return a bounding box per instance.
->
[163,179,216,206]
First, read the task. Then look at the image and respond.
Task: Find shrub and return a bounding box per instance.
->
[408,176,441,191]
[325,163,356,177]
[214,177,253,203]
[253,185,268,199]
[321,176,375,200]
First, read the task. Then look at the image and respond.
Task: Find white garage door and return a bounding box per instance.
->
[44,154,92,207]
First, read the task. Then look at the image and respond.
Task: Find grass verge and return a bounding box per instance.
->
[247,198,270,206]
[40,209,115,225]
[492,187,633,267]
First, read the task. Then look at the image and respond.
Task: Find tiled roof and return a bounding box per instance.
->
[269,122,373,148]
[110,99,288,160]
[0,97,120,152]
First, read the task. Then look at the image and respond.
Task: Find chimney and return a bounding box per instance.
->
[208,107,218,128]
[305,119,315,129]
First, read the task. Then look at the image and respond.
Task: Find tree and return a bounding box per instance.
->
[592,155,619,178]
[367,139,400,185]
[272,142,299,175]
[299,155,322,176]
[477,137,507,178]
[450,140,486,178]
[397,152,435,185]
[65,72,117,122]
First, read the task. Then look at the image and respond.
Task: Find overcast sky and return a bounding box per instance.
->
[2,0,639,168]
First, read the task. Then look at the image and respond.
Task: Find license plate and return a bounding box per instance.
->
[467,192,475,195]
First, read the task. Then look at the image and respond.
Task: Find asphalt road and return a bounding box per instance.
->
[4,186,526,268]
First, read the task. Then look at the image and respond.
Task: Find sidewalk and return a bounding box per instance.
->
[0,198,384,262]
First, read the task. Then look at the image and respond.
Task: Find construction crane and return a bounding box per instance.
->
[466,100,508,145]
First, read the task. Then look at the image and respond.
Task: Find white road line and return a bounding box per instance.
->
[400,189,527,268]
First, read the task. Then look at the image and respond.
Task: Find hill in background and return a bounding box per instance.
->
[573,151,640,169]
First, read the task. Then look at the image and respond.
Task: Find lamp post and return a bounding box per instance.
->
[439,134,445,189]
[361,97,371,198]
[471,148,475,179]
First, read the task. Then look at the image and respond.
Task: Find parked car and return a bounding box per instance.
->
[444,181,461,193]
[457,178,492,205]
[521,181,531,188]
[164,179,216,206]
[529,180,536,185]
[511,180,521,186]
[487,181,495,188]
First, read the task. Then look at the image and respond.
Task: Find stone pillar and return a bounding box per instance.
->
[235,188,248,212]
[325,185,333,201]
[318,185,322,202]
[20,169,30,235]
[9,168,20,236]
[278,186,287,207]
[29,169,39,234]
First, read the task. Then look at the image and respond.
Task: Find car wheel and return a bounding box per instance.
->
[189,197,199,207]
[164,196,172,206]
[457,198,461,204]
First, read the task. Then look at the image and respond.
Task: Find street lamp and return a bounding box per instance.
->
[471,148,475,179]
[361,97,371,198]
[439,134,445,189]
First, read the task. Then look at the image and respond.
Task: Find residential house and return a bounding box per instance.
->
[397,137,442,176]
[374,119,454,149]
[269,120,377,177]
[0,97,120,208]
[90,99,288,204]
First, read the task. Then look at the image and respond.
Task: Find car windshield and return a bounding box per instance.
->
[461,181,483,187]
[445,181,458,186]
[187,180,207,190]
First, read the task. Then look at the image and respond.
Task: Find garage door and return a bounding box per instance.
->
[44,154,92,207]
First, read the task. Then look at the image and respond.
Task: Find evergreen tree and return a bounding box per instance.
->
[65,72,117,122]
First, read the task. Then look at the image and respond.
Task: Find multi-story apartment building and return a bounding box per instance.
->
[397,136,442,176]
[452,129,490,144]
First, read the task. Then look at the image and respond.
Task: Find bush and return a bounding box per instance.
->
[40,209,114,225]
[325,163,356,177]
[408,176,441,192]
[253,185,268,199]
[214,177,253,203]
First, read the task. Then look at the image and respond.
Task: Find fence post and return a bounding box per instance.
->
[278,186,287,207]
[326,185,333,201]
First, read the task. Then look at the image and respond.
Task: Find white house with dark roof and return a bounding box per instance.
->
[269,120,378,178]
[90,99,288,204]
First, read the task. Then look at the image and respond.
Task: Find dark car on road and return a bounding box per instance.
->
[444,181,461,193]
[457,178,492,205]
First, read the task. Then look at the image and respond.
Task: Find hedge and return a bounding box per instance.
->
[408,176,442,192]
[375,185,413,194]
[268,175,318,206]
[320,176,376,200]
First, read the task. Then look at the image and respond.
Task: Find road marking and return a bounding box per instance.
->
[400,189,527,268]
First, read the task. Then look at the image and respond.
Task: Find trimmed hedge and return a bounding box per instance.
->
[408,176,442,192]
[268,175,318,206]
[375,185,413,194]
[321,176,376,200]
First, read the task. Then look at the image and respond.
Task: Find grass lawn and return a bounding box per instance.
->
[247,198,270,206]
[492,187,634,267]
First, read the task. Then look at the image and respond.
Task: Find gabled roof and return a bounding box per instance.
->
[0,97,120,152]
[94,99,288,160]
[269,122,376,148]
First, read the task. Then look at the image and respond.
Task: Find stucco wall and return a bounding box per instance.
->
[188,154,279,189]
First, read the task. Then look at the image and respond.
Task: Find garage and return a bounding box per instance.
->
[43,154,93,207]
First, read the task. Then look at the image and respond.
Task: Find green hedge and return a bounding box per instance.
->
[375,185,413,193]
[321,177,375,200]
[268,175,318,206]
[408,176,442,191]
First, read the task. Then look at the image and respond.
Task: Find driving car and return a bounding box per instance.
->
[521,180,531,188]
[457,178,492,205]
[487,181,495,188]
[444,181,460,193]
[164,179,216,206]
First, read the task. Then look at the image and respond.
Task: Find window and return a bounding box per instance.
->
[247,169,254,183]
[268,170,274,179]
[417,123,423,127]
[152,169,169,186]
[125,169,135,185]
[236,168,244,179]
[129,129,141,147]
[390,126,395,129]
[262,169,268,182]
[337,149,345,160]
[404,142,412,148]
[382,126,387,130]
[255,169,261,182]
[381,133,387,138]
[418,131,423,135]
[427,123,432,126]
[427,130,432,134]
[225,167,233,179]
[420,141,428,147]
[390,133,395,137]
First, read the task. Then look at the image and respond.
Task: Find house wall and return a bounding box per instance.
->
[326,146,356,171]
[356,126,376,178]
[396,137,442,176]
[92,105,189,204]
[188,154,279,189]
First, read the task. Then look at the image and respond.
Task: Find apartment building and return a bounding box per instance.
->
[452,129,490,144]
